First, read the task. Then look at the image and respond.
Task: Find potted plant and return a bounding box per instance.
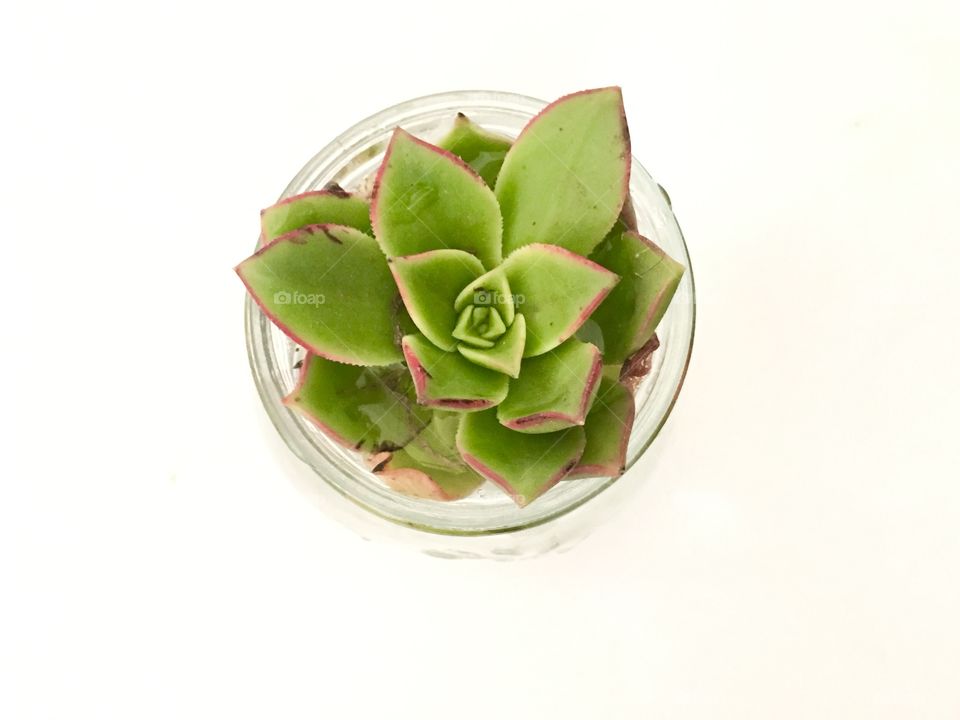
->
[238,89,695,554]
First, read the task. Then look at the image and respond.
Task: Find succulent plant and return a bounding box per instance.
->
[236,87,684,507]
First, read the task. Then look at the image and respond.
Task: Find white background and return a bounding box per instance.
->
[2,1,959,717]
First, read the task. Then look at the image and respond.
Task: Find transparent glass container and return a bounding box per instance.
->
[244,91,696,558]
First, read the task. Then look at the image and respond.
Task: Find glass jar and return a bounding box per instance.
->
[244,91,696,558]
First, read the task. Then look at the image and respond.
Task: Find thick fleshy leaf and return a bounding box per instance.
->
[437,113,513,188]
[496,87,631,257]
[377,412,484,501]
[389,249,484,351]
[471,307,502,339]
[283,355,430,452]
[457,314,526,378]
[497,338,602,433]
[456,409,586,507]
[453,268,515,327]
[260,187,372,245]
[371,129,502,269]
[402,334,509,410]
[584,230,684,363]
[568,377,635,478]
[501,243,619,357]
[235,224,402,366]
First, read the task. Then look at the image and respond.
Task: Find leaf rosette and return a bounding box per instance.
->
[236,87,684,507]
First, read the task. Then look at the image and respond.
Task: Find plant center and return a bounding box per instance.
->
[452,304,507,348]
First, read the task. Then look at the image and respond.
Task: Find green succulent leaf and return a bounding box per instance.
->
[501,243,619,357]
[478,307,507,339]
[236,224,402,366]
[496,87,631,257]
[568,377,635,478]
[497,338,603,433]
[284,355,430,452]
[454,268,516,328]
[457,314,526,378]
[376,412,484,501]
[371,129,502,269]
[456,409,586,507]
[583,230,684,363]
[389,249,484,351]
[437,113,513,188]
[402,333,509,411]
[260,188,372,245]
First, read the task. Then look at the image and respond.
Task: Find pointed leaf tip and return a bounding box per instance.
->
[496,87,630,257]
[457,409,585,507]
[260,190,372,246]
[236,224,402,366]
[371,128,503,269]
[438,113,513,188]
[586,230,684,363]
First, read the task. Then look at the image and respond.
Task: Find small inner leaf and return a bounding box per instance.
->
[453,268,516,328]
[457,314,526,378]
[480,308,506,339]
[453,306,475,340]
[452,304,507,348]
[452,307,494,348]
